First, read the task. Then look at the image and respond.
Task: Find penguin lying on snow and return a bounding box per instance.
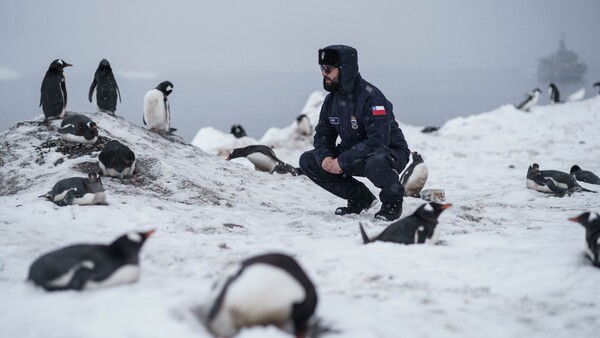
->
[58,113,98,144]
[40,59,72,121]
[41,173,106,206]
[143,81,176,133]
[515,88,541,112]
[227,145,298,176]
[400,151,428,197]
[89,58,121,114]
[230,124,247,138]
[526,163,595,197]
[28,230,154,291]
[204,253,318,338]
[99,140,136,183]
[569,212,600,267]
[571,165,600,185]
[359,202,452,245]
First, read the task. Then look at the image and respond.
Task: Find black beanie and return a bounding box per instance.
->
[318,49,340,67]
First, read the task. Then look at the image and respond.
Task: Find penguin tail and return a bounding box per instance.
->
[39,193,52,200]
[359,222,372,244]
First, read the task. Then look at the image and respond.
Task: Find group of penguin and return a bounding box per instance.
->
[515,82,600,112]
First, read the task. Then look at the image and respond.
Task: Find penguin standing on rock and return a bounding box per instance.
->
[204,253,318,338]
[400,151,429,197]
[359,202,452,244]
[40,59,72,121]
[28,230,155,291]
[227,145,298,176]
[58,113,98,144]
[515,88,541,112]
[143,81,175,133]
[526,163,595,197]
[570,165,600,185]
[548,83,561,104]
[99,140,136,183]
[89,59,121,114]
[41,173,106,206]
[568,212,600,267]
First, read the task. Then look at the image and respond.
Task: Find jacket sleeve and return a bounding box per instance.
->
[312,97,338,166]
[337,97,391,170]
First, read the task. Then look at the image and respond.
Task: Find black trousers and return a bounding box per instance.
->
[299,149,407,203]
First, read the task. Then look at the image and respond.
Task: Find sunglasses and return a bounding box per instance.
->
[320,65,337,74]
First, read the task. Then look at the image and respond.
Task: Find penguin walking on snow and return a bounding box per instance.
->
[400,151,429,197]
[570,165,600,185]
[296,114,312,136]
[359,202,452,245]
[40,59,72,121]
[227,145,298,176]
[204,253,318,338]
[230,124,247,138]
[99,140,136,183]
[28,230,154,291]
[568,212,600,267]
[89,59,121,114]
[515,88,541,112]
[41,173,106,206]
[143,81,175,133]
[548,83,561,104]
[526,163,595,197]
[58,113,98,144]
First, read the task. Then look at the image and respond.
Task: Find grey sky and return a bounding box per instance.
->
[1,0,599,76]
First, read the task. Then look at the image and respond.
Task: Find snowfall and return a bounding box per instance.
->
[1,91,599,338]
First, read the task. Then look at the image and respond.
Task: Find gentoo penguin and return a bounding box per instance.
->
[359,202,452,245]
[88,59,121,114]
[594,82,600,95]
[548,83,561,104]
[230,124,247,138]
[421,126,439,133]
[98,140,136,183]
[526,163,595,197]
[28,230,155,291]
[227,145,298,176]
[515,88,541,112]
[296,114,312,137]
[570,165,600,185]
[568,212,600,267]
[399,151,429,197]
[39,59,72,120]
[58,113,98,144]
[204,253,318,337]
[143,81,175,133]
[41,173,106,206]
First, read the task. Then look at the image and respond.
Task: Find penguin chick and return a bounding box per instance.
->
[40,59,72,120]
[570,165,600,185]
[360,202,452,245]
[58,113,98,144]
[569,212,600,267]
[41,173,106,206]
[227,145,298,176]
[400,151,429,197]
[28,230,154,291]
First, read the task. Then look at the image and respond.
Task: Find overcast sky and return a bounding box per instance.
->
[1,0,599,77]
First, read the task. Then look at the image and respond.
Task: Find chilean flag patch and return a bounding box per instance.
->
[371,106,386,116]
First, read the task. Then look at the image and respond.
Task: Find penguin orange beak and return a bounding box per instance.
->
[441,203,453,209]
[143,229,156,238]
[568,217,579,223]
[64,63,73,67]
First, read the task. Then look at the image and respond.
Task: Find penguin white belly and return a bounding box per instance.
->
[60,132,97,144]
[99,161,136,178]
[404,163,428,196]
[526,179,553,193]
[209,264,305,337]
[72,192,107,205]
[47,260,95,288]
[84,264,141,289]
[297,118,312,136]
[246,153,277,172]
[425,226,441,245]
[143,90,168,130]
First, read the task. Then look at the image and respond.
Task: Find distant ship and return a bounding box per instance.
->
[537,39,587,83]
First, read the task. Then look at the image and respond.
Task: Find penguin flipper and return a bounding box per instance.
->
[117,84,122,103]
[359,222,372,244]
[88,79,97,103]
[58,124,75,135]
[53,190,76,206]
[61,78,67,106]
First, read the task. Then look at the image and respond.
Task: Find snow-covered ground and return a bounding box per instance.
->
[1,92,599,338]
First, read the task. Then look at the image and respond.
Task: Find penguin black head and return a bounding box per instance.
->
[109,229,155,262]
[156,81,174,96]
[85,172,105,193]
[570,165,582,175]
[48,59,73,72]
[98,58,112,69]
[414,202,452,223]
[569,212,599,230]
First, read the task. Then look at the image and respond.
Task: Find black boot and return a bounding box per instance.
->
[335,193,377,216]
[374,201,403,221]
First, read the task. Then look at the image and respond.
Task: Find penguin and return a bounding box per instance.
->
[39,59,72,120]
[226,145,298,176]
[28,230,155,291]
[594,82,600,95]
[98,140,136,183]
[58,113,98,144]
[399,151,429,197]
[515,88,541,112]
[359,202,452,245]
[88,59,121,114]
[548,83,561,104]
[205,253,318,338]
[421,126,439,133]
[570,165,600,185]
[296,114,312,137]
[229,124,247,138]
[143,81,175,133]
[41,173,106,206]
[568,212,600,267]
[526,163,595,197]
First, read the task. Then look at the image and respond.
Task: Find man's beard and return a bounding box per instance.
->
[323,76,340,92]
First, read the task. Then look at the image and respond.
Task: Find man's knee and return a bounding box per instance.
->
[299,151,318,173]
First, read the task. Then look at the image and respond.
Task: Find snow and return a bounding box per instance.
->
[1,92,600,338]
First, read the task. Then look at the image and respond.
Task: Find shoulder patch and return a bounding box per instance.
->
[371,106,386,116]
[329,117,339,125]
[366,86,373,93]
